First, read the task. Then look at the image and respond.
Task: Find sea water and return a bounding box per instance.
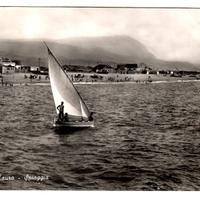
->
[0,82,200,190]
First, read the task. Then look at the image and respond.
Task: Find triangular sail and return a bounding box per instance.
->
[46,45,90,119]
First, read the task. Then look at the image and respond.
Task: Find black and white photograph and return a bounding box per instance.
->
[0,5,200,191]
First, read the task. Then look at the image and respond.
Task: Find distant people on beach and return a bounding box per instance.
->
[148,76,152,82]
[1,81,13,87]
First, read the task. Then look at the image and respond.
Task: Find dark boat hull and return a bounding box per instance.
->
[53,118,94,128]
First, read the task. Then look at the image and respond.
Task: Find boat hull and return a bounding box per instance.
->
[53,118,94,128]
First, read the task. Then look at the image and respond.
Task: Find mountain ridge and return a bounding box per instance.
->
[0,36,199,71]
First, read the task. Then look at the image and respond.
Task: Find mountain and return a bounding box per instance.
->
[0,36,198,71]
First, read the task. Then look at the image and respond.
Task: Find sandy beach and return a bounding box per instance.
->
[1,72,200,85]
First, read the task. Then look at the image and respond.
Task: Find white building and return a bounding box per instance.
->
[0,65,15,74]
[0,57,16,67]
[0,57,16,74]
[30,66,40,72]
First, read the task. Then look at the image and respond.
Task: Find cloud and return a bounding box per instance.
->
[0,7,200,63]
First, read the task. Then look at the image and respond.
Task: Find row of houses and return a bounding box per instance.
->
[0,57,16,73]
[91,63,152,74]
[63,63,150,74]
[1,56,200,76]
[0,57,48,75]
[15,65,48,75]
[90,63,200,76]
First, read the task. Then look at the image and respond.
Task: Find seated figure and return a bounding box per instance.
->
[64,113,69,122]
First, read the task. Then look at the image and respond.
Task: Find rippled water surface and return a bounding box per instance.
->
[0,82,200,190]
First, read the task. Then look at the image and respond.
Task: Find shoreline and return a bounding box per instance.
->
[9,79,200,86]
[1,72,200,86]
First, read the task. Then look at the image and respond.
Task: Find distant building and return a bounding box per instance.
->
[0,64,15,74]
[16,65,31,73]
[63,65,92,73]
[0,57,16,74]
[116,64,138,74]
[93,64,114,74]
[39,66,48,75]
[137,63,152,74]
[0,57,16,67]
[30,66,40,72]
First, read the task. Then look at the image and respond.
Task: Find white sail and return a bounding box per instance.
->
[47,46,90,119]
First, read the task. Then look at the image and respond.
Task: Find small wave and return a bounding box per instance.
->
[97,171,134,182]
[70,167,96,174]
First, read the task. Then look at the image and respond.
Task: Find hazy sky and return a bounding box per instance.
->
[1,7,200,63]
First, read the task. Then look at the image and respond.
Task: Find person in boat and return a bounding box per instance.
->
[57,101,64,121]
[88,112,93,121]
[64,113,69,122]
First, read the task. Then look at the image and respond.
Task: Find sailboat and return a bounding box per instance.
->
[44,42,94,128]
